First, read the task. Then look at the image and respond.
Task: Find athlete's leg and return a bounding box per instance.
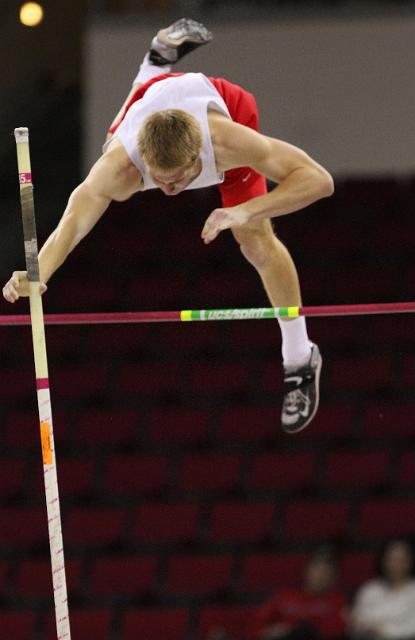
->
[107,18,213,139]
[231,219,310,363]
[232,219,321,435]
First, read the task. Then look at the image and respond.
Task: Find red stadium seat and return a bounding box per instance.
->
[123,607,188,640]
[241,553,306,595]
[128,272,188,307]
[0,459,25,497]
[165,554,233,595]
[228,321,280,350]
[46,608,113,640]
[51,276,117,310]
[361,403,415,438]
[0,560,7,597]
[300,403,354,439]
[89,556,157,596]
[157,322,220,352]
[208,502,275,543]
[65,507,126,546]
[282,501,350,541]
[357,499,415,539]
[322,450,389,489]
[330,355,393,390]
[177,453,242,492]
[50,364,108,398]
[196,270,258,302]
[250,452,315,490]
[105,454,168,496]
[119,361,180,395]
[189,362,249,394]
[15,558,81,597]
[35,457,96,497]
[89,323,151,354]
[149,407,210,444]
[196,605,256,640]
[134,503,200,543]
[338,551,375,593]
[0,507,48,547]
[0,367,33,399]
[404,356,415,388]
[77,409,137,445]
[0,611,36,640]
[334,266,394,299]
[45,326,82,359]
[219,406,278,442]
[395,450,415,486]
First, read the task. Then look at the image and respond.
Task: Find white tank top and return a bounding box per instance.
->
[108,73,231,191]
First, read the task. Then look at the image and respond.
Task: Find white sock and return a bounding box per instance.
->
[132,53,172,86]
[277,317,312,371]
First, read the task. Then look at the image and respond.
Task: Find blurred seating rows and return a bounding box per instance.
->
[0,178,414,639]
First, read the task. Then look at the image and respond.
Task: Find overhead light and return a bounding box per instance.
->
[20,2,44,28]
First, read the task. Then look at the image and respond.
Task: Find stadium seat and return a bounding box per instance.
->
[0,507,48,547]
[50,364,108,398]
[196,604,256,640]
[240,553,306,595]
[77,409,137,445]
[0,459,25,497]
[394,450,415,486]
[330,355,393,390]
[128,272,188,308]
[357,499,415,539]
[89,555,157,596]
[15,558,81,598]
[338,551,375,593]
[40,457,96,497]
[300,403,355,439]
[118,361,180,395]
[148,407,210,444]
[208,502,275,543]
[177,453,242,492]
[219,406,278,442]
[0,560,7,598]
[282,501,350,541]
[89,323,151,354]
[249,452,315,491]
[0,611,36,640]
[134,503,200,544]
[165,554,233,595]
[189,361,249,394]
[157,322,220,352]
[65,507,126,546]
[123,607,188,640]
[0,367,33,399]
[322,450,389,489]
[45,608,113,640]
[361,403,415,438]
[105,454,168,496]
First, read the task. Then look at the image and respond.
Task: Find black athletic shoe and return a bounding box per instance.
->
[281,343,322,434]
[149,18,213,66]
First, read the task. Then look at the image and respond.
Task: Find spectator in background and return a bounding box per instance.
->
[252,546,347,640]
[349,539,415,640]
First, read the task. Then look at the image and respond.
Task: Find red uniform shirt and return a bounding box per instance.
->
[252,588,347,639]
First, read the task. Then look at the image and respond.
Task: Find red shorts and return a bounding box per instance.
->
[110,73,267,207]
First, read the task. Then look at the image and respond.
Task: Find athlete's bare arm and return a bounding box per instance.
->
[202,113,334,243]
[3,142,142,303]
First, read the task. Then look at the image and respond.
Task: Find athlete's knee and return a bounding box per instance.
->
[232,219,278,269]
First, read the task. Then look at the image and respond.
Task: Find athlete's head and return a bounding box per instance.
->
[138,109,202,195]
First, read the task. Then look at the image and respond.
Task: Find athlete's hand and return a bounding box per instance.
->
[2,271,47,303]
[201,205,251,244]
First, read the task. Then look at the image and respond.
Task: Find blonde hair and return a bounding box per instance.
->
[138,109,202,170]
